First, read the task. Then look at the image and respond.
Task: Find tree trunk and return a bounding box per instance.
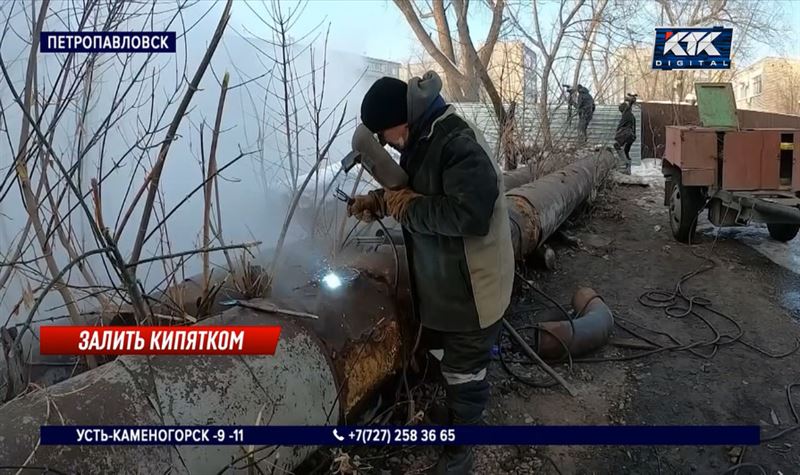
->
[572,0,607,90]
[538,56,554,150]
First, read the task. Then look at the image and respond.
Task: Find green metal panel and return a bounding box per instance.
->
[694,82,739,129]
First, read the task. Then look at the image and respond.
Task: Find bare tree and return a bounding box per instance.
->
[607,0,788,103]
[0,0,263,399]
[510,0,586,149]
[393,0,506,104]
[570,0,608,91]
[239,1,352,285]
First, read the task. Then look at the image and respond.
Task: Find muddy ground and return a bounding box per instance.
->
[337,163,800,475]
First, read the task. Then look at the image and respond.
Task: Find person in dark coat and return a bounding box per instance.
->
[576,84,595,143]
[347,71,515,474]
[614,101,637,174]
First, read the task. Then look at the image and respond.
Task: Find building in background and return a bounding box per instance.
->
[402,40,537,107]
[732,57,800,115]
[364,55,401,80]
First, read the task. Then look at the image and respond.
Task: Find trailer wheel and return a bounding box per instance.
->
[669,183,704,243]
[767,223,800,242]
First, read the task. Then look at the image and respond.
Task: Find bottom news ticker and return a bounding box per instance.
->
[40,425,761,446]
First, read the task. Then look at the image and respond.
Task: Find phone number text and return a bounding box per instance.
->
[348,428,456,445]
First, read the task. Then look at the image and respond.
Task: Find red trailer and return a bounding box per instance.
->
[662,83,800,243]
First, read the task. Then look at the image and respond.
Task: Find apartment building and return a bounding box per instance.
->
[402,40,537,106]
[364,55,401,80]
[732,57,800,115]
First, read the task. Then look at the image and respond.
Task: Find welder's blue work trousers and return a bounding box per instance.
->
[423,319,503,424]
[422,319,503,474]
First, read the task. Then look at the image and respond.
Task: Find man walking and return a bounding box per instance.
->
[614,99,637,175]
[576,84,595,143]
[347,71,515,474]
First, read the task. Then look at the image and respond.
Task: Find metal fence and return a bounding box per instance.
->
[453,102,643,165]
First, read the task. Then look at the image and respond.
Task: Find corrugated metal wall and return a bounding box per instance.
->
[453,102,643,165]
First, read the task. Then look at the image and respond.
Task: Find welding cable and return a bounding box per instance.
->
[572,203,798,364]
[498,329,558,388]
[502,197,800,390]
[514,269,576,338]
[373,217,418,424]
[375,218,400,298]
[498,321,576,388]
[339,220,362,252]
[721,463,767,475]
[498,275,580,387]
[761,383,800,443]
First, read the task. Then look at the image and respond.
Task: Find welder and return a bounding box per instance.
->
[347,72,514,474]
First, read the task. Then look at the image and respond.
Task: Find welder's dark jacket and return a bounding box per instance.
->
[398,105,515,333]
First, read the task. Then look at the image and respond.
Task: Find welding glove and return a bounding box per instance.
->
[347,189,387,222]
[385,187,421,222]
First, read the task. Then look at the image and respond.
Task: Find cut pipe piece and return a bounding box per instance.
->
[535,287,615,360]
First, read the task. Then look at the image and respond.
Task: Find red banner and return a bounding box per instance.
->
[39,326,281,356]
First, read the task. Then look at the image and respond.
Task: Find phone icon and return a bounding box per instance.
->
[332,429,345,442]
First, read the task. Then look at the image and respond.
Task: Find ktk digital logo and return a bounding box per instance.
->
[652,27,733,70]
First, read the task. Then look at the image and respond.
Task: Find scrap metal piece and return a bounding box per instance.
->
[534,288,615,360]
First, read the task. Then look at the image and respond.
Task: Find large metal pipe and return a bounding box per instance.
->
[506,148,615,258]
[503,165,537,191]
[0,243,411,473]
[0,148,615,473]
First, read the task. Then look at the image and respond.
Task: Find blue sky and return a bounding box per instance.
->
[233,0,800,65]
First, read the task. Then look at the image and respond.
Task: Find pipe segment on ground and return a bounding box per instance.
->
[535,287,615,360]
[506,148,616,258]
[0,148,616,473]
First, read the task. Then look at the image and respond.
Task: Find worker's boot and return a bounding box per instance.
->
[430,380,489,474]
[614,149,626,171]
[425,399,451,425]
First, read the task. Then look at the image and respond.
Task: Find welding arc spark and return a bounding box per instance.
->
[322,272,342,289]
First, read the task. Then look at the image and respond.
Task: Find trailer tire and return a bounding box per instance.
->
[767,223,800,242]
[669,183,704,243]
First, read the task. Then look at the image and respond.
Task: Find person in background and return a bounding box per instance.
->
[614,98,637,175]
[347,71,515,474]
[576,84,595,143]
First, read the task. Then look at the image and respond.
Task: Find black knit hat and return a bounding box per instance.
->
[360,77,408,133]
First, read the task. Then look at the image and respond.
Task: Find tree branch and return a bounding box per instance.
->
[432,0,457,63]
[478,0,505,68]
[393,0,466,81]
[127,0,233,275]
[126,242,261,268]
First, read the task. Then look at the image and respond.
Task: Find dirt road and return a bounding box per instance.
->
[341,163,800,475]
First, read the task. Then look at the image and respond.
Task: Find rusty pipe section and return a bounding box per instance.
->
[506,148,616,258]
[534,287,614,360]
[0,243,410,474]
